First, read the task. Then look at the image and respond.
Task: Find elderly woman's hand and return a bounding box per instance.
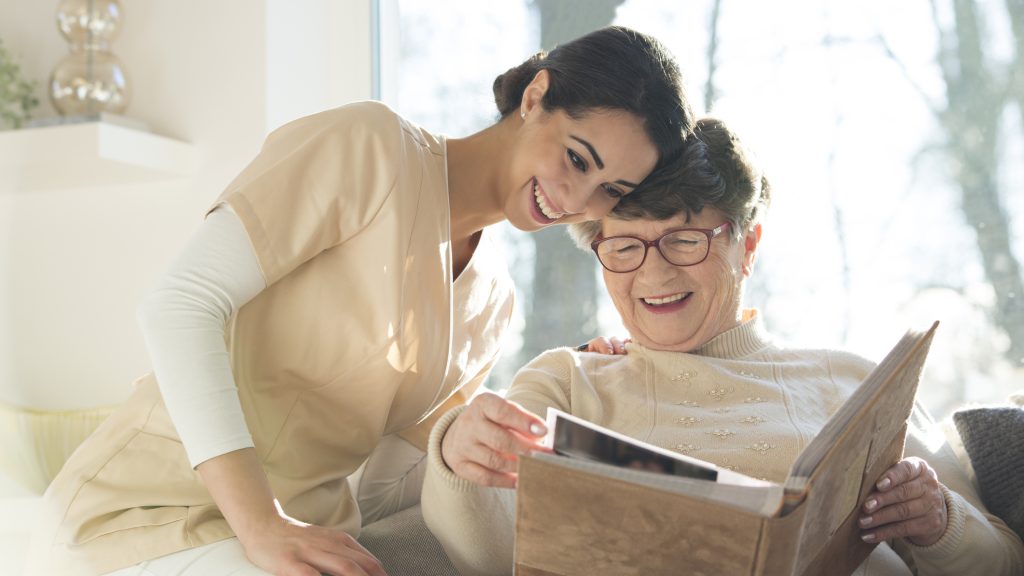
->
[440,392,549,489]
[578,336,631,354]
[859,457,948,546]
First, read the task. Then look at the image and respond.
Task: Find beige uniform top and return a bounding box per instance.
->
[26,101,515,576]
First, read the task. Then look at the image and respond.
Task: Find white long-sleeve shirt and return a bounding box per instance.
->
[135,205,265,467]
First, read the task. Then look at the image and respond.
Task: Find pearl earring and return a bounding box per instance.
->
[521,109,526,120]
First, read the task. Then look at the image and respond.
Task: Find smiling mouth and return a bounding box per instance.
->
[640,292,691,311]
[643,293,687,305]
[533,179,566,221]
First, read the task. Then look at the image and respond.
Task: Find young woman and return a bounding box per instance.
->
[25,26,694,576]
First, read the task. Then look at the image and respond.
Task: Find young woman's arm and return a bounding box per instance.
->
[137,206,384,576]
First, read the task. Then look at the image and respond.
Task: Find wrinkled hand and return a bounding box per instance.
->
[240,502,387,576]
[579,335,631,355]
[859,457,948,547]
[441,392,548,489]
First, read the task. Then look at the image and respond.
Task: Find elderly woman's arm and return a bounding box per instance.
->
[887,407,1024,575]
[421,349,577,576]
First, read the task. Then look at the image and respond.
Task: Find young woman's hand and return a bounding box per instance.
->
[577,336,630,355]
[859,457,948,547]
[197,448,386,576]
[440,392,548,489]
[240,505,387,576]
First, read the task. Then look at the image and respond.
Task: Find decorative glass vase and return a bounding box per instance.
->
[49,0,129,116]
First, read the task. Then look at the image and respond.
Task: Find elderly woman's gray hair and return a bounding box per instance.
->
[568,116,771,250]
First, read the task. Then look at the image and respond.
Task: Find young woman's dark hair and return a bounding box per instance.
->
[492,26,694,170]
[569,116,773,248]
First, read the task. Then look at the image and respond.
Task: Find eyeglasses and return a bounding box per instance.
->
[590,222,732,273]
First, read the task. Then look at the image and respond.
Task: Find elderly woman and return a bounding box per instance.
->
[419,118,1024,575]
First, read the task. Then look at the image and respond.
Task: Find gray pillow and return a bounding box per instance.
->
[953,406,1024,540]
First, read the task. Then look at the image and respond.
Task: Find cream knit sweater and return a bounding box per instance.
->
[421,312,1024,575]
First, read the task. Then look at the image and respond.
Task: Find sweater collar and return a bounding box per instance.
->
[628,309,773,360]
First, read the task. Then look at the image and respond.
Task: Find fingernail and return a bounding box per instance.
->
[859,516,872,527]
[529,423,546,436]
[862,533,876,543]
[865,498,878,511]
[877,478,891,490]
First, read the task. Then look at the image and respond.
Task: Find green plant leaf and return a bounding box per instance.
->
[0,37,40,130]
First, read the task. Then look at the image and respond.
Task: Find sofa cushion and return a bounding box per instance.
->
[953,404,1024,540]
[358,504,458,575]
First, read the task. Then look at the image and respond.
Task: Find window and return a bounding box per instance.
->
[379,0,1024,420]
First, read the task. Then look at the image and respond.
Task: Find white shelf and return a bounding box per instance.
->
[0,119,198,192]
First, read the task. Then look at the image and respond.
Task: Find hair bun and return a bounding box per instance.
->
[492,52,545,117]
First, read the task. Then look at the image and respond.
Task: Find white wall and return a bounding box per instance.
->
[0,4,373,570]
[266,0,374,131]
[0,0,374,410]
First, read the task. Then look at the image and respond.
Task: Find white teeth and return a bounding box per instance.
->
[642,293,686,305]
[533,181,564,220]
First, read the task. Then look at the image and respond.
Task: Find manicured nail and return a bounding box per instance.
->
[877,477,891,490]
[859,516,872,527]
[862,533,876,543]
[865,499,878,511]
[530,423,546,436]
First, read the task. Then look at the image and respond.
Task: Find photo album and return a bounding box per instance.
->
[514,322,940,576]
